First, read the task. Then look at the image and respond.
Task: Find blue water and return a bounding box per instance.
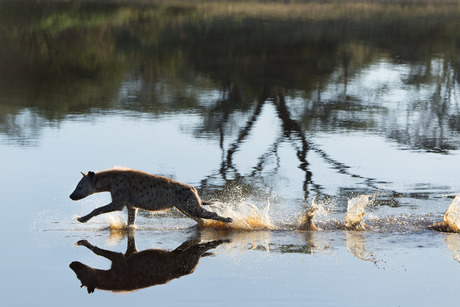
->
[1,0,460,305]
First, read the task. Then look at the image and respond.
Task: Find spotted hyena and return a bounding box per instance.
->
[69,168,232,225]
[70,234,229,293]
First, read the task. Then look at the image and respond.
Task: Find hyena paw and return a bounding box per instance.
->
[222,217,233,223]
[77,216,89,223]
[76,240,89,246]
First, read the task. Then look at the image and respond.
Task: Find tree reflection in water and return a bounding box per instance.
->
[0,0,459,202]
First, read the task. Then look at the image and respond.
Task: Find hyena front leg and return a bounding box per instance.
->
[127,206,138,226]
[76,240,123,262]
[78,202,125,223]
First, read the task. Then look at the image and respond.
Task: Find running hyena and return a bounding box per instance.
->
[69,168,232,225]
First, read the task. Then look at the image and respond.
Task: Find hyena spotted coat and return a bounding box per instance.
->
[69,169,232,225]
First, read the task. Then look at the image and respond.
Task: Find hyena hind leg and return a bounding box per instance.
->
[178,204,233,223]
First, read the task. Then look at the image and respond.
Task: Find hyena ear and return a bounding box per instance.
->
[88,171,96,181]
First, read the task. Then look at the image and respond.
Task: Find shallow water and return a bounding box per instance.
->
[1,0,460,305]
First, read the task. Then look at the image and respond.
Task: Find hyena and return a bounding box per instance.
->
[70,234,229,293]
[69,168,232,225]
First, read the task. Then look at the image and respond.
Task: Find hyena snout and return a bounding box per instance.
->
[70,186,93,200]
[69,185,92,200]
[70,171,97,201]
[69,192,83,201]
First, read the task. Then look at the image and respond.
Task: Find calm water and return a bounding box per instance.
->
[1,0,460,305]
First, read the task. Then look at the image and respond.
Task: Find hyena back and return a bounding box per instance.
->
[69,169,232,225]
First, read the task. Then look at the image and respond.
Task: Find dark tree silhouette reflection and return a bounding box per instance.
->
[0,0,459,203]
[197,86,392,205]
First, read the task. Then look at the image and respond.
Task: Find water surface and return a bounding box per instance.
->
[1,0,460,305]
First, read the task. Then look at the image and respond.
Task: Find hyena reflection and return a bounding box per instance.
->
[69,168,232,225]
[70,235,229,293]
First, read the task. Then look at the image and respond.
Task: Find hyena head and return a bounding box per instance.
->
[69,261,97,293]
[69,171,97,201]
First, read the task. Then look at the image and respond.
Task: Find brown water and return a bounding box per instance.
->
[1,0,460,305]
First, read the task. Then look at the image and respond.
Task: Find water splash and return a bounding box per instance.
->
[432,194,460,232]
[345,195,373,230]
[297,195,374,231]
[35,192,449,235]
[297,196,330,231]
[103,215,136,245]
[200,201,276,230]
[106,213,128,230]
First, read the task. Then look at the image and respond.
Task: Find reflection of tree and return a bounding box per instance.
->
[1,0,459,155]
[0,109,43,146]
[198,87,388,203]
[221,89,267,181]
[388,58,460,153]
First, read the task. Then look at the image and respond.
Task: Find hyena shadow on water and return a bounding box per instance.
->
[69,168,233,226]
[70,231,230,293]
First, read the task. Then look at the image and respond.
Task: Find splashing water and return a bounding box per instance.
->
[36,192,447,235]
[297,197,330,231]
[433,194,460,232]
[345,195,373,230]
[297,195,376,231]
[104,214,136,245]
[106,214,128,230]
[201,201,276,230]
[443,194,460,232]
